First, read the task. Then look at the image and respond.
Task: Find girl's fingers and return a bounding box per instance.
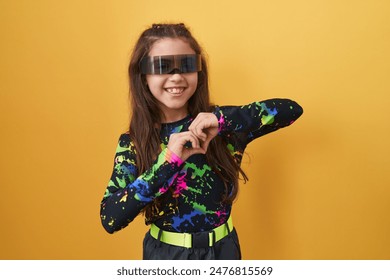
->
[187,133,200,148]
[189,113,218,141]
[193,126,207,141]
[188,120,202,139]
[168,131,205,160]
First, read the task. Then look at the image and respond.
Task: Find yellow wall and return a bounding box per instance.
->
[1,0,389,259]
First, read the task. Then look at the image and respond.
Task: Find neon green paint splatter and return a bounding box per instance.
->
[227,143,234,153]
[261,114,275,125]
[116,146,129,153]
[192,202,214,214]
[187,187,202,194]
[115,177,127,188]
[185,163,212,179]
[141,149,168,181]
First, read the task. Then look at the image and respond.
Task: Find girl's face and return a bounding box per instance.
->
[146,38,198,122]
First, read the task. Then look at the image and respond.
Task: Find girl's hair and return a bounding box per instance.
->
[128,23,247,223]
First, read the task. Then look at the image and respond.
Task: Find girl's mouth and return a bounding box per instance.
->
[165,87,185,94]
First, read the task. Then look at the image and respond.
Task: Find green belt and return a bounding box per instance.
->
[150,216,233,248]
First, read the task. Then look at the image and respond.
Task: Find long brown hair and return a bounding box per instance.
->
[128,23,247,223]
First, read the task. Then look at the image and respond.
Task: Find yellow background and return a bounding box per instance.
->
[1,0,389,259]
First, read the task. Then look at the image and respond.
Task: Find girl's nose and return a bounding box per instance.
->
[168,72,184,82]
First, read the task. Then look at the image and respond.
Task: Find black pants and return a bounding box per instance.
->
[143,228,242,260]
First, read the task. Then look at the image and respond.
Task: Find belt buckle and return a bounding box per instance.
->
[191,231,215,248]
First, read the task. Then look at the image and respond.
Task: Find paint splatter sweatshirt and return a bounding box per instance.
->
[100,98,303,234]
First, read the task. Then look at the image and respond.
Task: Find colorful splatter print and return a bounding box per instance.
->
[100,99,303,233]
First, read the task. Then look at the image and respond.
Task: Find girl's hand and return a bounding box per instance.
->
[188,113,219,152]
[167,131,206,161]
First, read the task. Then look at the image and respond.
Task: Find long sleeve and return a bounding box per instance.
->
[100,134,184,234]
[213,98,303,143]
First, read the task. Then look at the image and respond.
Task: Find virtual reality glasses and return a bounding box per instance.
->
[140,54,202,75]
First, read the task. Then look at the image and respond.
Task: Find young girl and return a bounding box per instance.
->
[100,23,303,260]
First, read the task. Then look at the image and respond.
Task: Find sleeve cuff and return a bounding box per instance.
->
[164,148,184,166]
[212,106,225,133]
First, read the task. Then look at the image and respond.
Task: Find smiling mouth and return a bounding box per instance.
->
[165,87,185,94]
